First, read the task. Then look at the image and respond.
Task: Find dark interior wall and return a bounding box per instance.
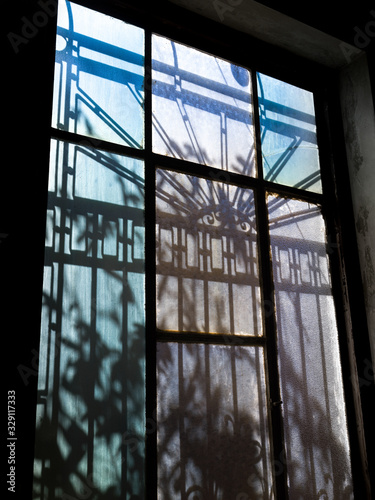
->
[256,0,375,46]
[4,3,57,498]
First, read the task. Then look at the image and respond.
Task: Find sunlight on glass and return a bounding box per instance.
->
[156,169,262,335]
[152,35,256,176]
[33,139,145,499]
[157,343,274,499]
[52,0,144,147]
[268,195,353,498]
[258,74,322,193]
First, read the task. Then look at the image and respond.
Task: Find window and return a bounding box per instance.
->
[32,1,364,498]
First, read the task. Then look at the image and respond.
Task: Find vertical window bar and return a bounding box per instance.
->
[144,27,158,499]
[251,70,289,499]
[253,72,265,183]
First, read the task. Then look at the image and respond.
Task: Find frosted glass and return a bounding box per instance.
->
[152,35,256,176]
[157,343,274,499]
[268,196,353,498]
[33,139,145,499]
[258,74,322,192]
[52,0,144,147]
[156,169,262,335]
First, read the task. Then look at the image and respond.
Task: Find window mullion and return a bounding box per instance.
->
[144,26,158,500]
[251,69,289,499]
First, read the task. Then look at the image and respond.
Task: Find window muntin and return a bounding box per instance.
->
[33,1,355,498]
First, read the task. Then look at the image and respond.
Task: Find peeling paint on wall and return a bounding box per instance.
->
[364,245,375,303]
[340,54,375,370]
[356,206,369,236]
[341,74,365,175]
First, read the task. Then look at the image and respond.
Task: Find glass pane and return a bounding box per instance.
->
[156,169,262,335]
[157,343,274,499]
[258,74,322,192]
[33,139,145,499]
[268,195,353,498]
[152,35,256,176]
[52,0,144,147]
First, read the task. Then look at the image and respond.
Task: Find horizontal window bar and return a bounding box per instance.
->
[156,329,267,346]
[50,128,146,160]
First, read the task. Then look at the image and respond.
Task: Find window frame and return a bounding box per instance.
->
[7,0,373,497]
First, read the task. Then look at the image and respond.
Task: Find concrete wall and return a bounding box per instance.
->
[339,55,375,369]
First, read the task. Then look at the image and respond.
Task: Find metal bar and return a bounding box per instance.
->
[143,27,158,500]
[251,69,289,499]
[156,329,267,346]
[50,128,146,160]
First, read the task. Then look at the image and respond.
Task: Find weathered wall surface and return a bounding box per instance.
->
[340,54,375,369]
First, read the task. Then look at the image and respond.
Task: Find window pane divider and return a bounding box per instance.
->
[251,70,290,499]
[263,180,324,205]
[144,26,158,500]
[49,126,326,208]
[154,158,325,207]
[156,329,267,346]
[50,127,146,160]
